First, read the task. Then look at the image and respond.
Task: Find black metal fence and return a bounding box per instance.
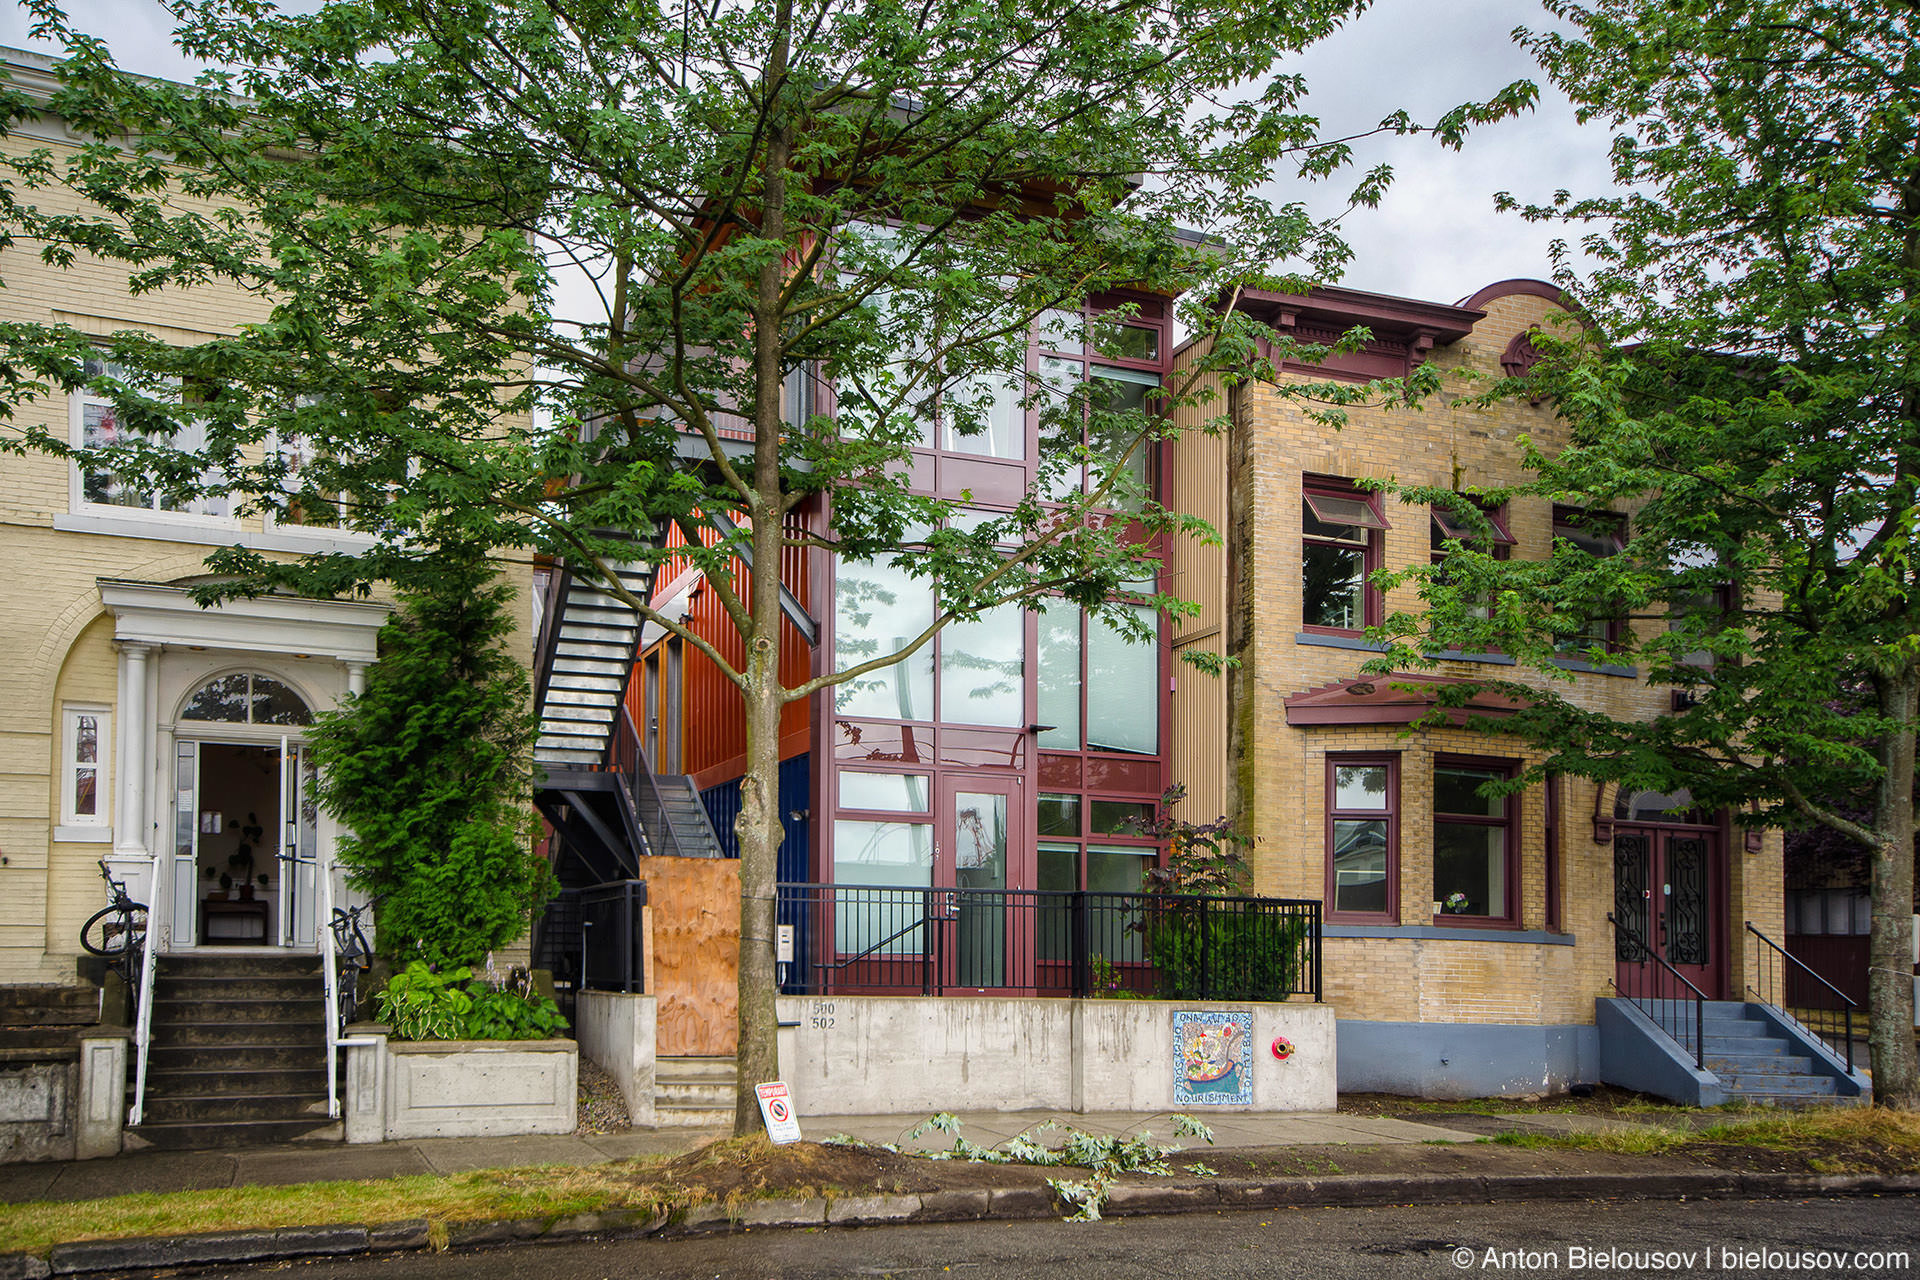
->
[774,883,1321,1001]
[578,879,649,994]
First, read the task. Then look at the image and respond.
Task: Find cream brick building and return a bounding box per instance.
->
[0,47,529,990]
[1169,279,1786,1096]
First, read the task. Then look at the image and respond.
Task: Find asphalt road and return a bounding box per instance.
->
[178,1195,1918,1279]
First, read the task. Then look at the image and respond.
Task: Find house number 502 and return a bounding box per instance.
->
[810,1000,835,1030]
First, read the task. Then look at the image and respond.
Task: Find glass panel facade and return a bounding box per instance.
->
[941,374,1025,460]
[1084,606,1156,755]
[834,558,934,720]
[840,771,931,812]
[939,604,1024,726]
[1036,607,1081,750]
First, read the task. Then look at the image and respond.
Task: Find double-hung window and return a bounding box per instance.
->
[1325,755,1397,920]
[1303,482,1388,634]
[71,356,230,520]
[59,706,111,837]
[1433,758,1518,924]
[1551,505,1625,656]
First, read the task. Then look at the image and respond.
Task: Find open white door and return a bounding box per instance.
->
[171,740,200,947]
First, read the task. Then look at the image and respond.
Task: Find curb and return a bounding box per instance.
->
[6,1170,1918,1276]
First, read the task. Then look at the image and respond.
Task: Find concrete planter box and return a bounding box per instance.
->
[774,996,1335,1116]
[344,1028,576,1142]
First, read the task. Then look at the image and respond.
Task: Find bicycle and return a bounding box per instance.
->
[80,859,148,1004]
[327,896,380,1034]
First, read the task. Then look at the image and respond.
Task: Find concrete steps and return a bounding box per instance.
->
[1698,1004,1851,1108]
[129,952,340,1150]
[0,984,99,1059]
[655,1055,736,1127]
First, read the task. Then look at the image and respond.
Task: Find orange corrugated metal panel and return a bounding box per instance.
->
[644,513,814,786]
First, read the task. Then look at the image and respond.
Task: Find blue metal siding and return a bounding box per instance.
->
[699,754,811,881]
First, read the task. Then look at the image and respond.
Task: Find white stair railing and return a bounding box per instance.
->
[320,846,341,1118]
[127,846,166,1126]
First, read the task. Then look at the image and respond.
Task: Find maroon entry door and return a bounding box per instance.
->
[1613,825,1726,999]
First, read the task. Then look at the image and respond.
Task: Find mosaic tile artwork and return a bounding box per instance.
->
[1172,1009,1253,1106]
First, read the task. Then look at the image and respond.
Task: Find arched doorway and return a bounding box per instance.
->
[1612,788,1727,999]
[170,671,320,950]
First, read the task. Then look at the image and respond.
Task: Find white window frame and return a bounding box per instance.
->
[67,355,238,527]
[259,427,385,548]
[57,704,113,841]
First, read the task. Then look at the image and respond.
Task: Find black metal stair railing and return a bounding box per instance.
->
[1745,922,1856,1074]
[1607,910,1706,1069]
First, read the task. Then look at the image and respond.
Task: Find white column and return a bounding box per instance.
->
[346,662,368,697]
[113,642,153,860]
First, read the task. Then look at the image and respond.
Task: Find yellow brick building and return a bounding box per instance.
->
[1169,279,1785,1097]
[0,47,531,990]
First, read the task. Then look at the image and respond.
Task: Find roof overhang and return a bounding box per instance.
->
[1283,673,1524,727]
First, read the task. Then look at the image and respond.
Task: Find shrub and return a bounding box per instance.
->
[307,552,549,967]
[375,961,570,1041]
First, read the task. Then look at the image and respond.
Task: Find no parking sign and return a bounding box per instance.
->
[755,1081,803,1144]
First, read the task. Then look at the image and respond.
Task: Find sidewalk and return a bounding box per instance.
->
[0,1108,1653,1206]
[3,1107,1914,1278]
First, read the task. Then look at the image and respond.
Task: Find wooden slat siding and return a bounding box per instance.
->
[1166,336,1229,825]
[633,516,812,788]
[646,854,742,1056]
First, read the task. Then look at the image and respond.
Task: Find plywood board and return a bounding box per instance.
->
[646,857,740,1056]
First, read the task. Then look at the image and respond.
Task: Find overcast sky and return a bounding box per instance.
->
[1,0,1618,308]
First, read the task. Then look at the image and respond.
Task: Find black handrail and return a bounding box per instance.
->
[1745,922,1855,1074]
[1607,911,1707,1070]
[529,563,570,710]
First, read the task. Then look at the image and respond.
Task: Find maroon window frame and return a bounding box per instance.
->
[1551,505,1626,656]
[1303,479,1389,636]
[1431,755,1520,927]
[1544,772,1562,933]
[1324,753,1399,923]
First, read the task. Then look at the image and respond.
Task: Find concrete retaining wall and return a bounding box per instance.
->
[575,992,657,1127]
[773,996,1335,1116]
[1336,1019,1599,1099]
[0,1031,126,1163]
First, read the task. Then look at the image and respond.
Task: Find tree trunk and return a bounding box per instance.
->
[731,31,795,1135]
[1866,666,1919,1109]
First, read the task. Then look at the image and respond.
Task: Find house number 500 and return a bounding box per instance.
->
[810,1000,835,1030]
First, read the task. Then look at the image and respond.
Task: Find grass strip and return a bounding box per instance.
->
[0,1161,667,1258]
[1486,1106,1920,1163]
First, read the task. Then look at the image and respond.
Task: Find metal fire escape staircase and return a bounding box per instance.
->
[531,525,726,885]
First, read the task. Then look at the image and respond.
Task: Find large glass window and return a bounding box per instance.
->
[1326,757,1396,919]
[1303,483,1387,633]
[1038,603,1158,756]
[1433,760,1516,923]
[833,557,934,720]
[1085,605,1157,755]
[72,356,229,519]
[831,819,934,955]
[938,603,1024,726]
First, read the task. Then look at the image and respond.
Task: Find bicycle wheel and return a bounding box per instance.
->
[81,903,148,959]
